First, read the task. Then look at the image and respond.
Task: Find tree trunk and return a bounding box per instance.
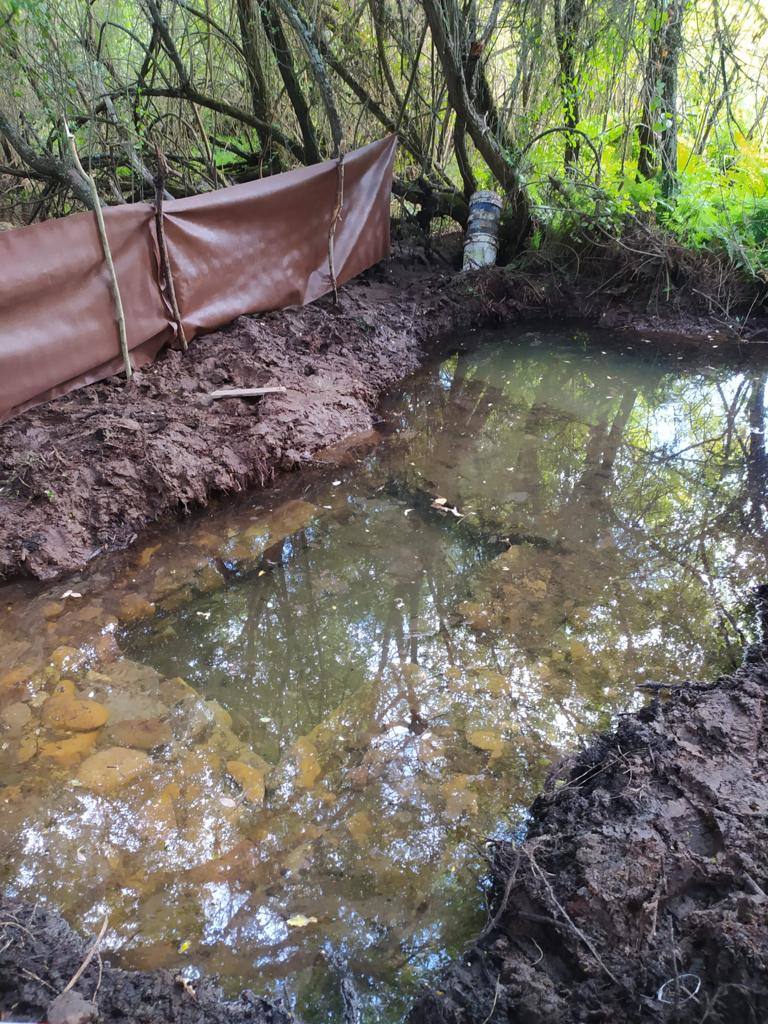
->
[235,0,283,170]
[553,0,585,171]
[272,0,344,156]
[260,0,321,165]
[637,0,686,195]
[421,0,531,245]
[0,108,96,209]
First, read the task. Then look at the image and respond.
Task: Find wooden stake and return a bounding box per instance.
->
[64,122,132,381]
[328,149,345,305]
[153,145,188,351]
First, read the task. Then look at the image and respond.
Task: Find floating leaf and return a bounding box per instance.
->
[286,914,318,928]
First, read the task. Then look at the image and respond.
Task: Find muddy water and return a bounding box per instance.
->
[1,327,766,1021]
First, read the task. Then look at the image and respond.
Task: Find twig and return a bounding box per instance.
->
[480,975,501,1024]
[525,845,621,986]
[153,144,188,351]
[61,915,109,995]
[328,150,345,304]
[64,122,132,381]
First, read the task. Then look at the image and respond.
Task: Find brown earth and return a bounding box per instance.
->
[407,603,768,1024]
[2,240,767,584]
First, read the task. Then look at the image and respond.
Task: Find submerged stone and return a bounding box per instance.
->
[466,728,505,758]
[0,664,34,696]
[41,600,65,619]
[40,730,100,767]
[42,694,109,733]
[226,760,265,804]
[108,717,172,751]
[1,701,32,736]
[50,646,87,674]
[15,732,37,764]
[77,746,150,793]
[118,593,157,622]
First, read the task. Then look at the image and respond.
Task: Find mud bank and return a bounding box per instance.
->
[408,638,768,1023]
[0,899,295,1024]
[1,244,766,584]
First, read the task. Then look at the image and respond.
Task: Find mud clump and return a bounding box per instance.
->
[408,649,768,1024]
[0,900,295,1024]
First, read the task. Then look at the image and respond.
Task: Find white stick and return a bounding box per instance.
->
[208,387,287,399]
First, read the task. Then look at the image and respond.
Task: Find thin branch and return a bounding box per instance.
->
[65,122,132,381]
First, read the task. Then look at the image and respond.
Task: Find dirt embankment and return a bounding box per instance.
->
[2,242,766,584]
[408,622,768,1023]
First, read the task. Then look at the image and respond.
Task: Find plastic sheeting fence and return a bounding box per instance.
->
[0,135,397,423]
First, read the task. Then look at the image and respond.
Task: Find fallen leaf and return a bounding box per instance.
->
[286,914,318,928]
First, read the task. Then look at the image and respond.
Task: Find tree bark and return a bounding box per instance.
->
[235,0,283,169]
[0,108,96,209]
[271,0,344,156]
[260,0,321,165]
[637,0,686,195]
[421,0,531,243]
[553,0,585,171]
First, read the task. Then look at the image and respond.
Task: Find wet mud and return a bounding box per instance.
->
[2,243,766,584]
[408,635,768,1024]
[0,898,295,1024]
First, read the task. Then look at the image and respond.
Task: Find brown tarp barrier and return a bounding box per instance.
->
[0,135,396,423]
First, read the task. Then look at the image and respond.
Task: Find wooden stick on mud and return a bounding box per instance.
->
[153,145,188,351]
[207,386,287,400]
[328,149,345,304]
[64,122,132,381]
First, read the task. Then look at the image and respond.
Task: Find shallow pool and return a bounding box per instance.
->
[1,325,766,1021]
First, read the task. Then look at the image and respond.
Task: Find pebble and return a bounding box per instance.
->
[77,746,150,793]
[0,701,32,736]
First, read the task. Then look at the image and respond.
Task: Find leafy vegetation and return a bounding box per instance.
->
[0,0,766,281]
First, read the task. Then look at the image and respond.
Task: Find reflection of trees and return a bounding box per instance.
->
[747,371,768,534]
[109,340,768,1020]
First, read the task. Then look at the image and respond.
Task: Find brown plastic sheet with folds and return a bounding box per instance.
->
[0,135,397,423]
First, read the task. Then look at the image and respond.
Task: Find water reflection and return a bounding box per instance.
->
[0,328,766,1022]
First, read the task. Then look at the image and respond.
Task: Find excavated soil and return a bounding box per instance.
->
[408,633,768,1023]
[0,899,296,1024]
[2,243,766,584]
